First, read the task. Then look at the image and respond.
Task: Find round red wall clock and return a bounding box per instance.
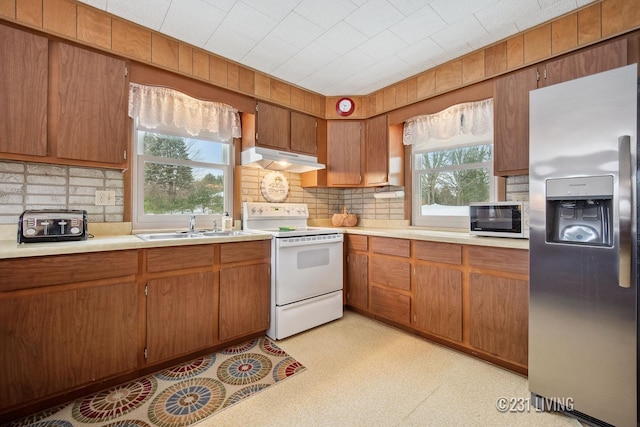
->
[336,97,355,117]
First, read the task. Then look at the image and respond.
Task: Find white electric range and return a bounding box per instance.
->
[243,202,344,340]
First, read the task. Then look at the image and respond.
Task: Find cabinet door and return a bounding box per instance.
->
[346,252,368,310]
[469,273,528,366]
[369,286,411,325]
[543,38,627,86]
[146,272,216,364]
[291,111,317,155]
[0,25,48,157]
[327,121,363,186]
[414,265,462,342]
[493,66,538,176]
[53,42,127,164]
[364,115,388,186]
[0,280,138,410]
[256,101,290,151]
[219,263,270,341]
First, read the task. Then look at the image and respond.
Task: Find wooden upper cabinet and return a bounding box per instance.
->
[493,66,538,176]
[52,42,128,165]
[364,115,388,186]
[256,101,290,151]
[255,102,317,155]
[291,111,317,155]
[327,120,363,186]
[542,38,628,87]
[0,25,48,157]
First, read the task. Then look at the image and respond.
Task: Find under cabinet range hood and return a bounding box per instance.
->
[241,147,325,173]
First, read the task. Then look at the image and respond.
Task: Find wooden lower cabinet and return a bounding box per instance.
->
[469,273,528,366]
[413,265,462,342]
[344,235,529,373]
[146,272,216,364]
[346,252,368,310]
[0,279,138,410]
[219,264,270,341]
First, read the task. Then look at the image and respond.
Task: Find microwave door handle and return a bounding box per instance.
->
[618,135,632,289]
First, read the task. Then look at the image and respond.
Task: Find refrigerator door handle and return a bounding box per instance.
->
[618,135,632,288]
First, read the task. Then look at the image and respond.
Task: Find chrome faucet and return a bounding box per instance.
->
[213,220,218,232]
[189,215,196,232]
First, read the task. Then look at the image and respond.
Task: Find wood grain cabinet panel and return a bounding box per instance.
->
[0,24,48,157]
[370,237,410,257]
[493,66,538,176]
[327,120,363,186]
[256,101,290,151]
[291,111,317,155]
[220,240,270,264]
[369,256,410,290]
[414,265,462,342]
[370,286,411,325]
[146,272,216,364]
[346,234,368,252]
[53,42,127,165]
[364,115,388,186]
[0,279,138,410]
[219,263,270,341]
[414,241,462,265]
[346,252,368,310]
[467,246,528,275]
[147,245,214,272]
[469,273,528,366]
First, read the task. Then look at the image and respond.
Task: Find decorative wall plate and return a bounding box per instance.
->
[260,171,289,202]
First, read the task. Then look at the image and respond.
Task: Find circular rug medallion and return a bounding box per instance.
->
[259,338,287,357]
[220,338,258,355]
[273,357,305,381]
[155,354,216,381]
[24,421,73,427]
[103,420,151,427]
[217,353,272,386]
[9,405,67,426]
[72,377,157,423]
[223,384,270,408]
[147,377,225,427]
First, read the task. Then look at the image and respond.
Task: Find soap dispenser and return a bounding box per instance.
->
[222,212,233,232]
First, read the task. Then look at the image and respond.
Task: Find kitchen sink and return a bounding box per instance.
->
[135,230,253,241]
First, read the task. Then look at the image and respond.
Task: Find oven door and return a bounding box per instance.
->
[274,233,344,305]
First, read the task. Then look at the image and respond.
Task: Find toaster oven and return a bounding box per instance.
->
[18,209,88,243]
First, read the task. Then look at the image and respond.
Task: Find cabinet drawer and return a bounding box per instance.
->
[414,241,462,265]
[370,286,410,325]
[220,240,271,264]
[147,245,214,272]
[369,256,410,290]
[0,250,138,292]
[370,237,410,257]
[467,246,529,275]
[347,234,368,251]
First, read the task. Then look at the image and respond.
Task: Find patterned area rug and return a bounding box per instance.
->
[7,337,305,427]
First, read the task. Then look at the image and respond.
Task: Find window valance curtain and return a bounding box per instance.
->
[403,98,493,150]
[128,82,242,141]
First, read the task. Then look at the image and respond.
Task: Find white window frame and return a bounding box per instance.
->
[412,139,496,229]
[132,121,233,231]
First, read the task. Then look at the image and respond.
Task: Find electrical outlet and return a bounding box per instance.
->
[95,190,116,206]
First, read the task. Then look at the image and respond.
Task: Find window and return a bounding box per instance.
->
[404,99,494,229]
[133,125,232,230]
[128,83,241,230]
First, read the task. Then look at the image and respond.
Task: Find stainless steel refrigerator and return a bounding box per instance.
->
[529,63,638,427]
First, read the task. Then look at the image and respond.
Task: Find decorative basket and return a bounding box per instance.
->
[332,207,358,227]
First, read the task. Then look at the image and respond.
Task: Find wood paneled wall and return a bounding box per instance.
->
[1,0,638,119]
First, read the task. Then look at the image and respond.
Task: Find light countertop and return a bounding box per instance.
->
[0,220,528,260]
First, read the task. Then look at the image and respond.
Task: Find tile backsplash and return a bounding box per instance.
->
[0,160,124,224]
[0,159,529,225]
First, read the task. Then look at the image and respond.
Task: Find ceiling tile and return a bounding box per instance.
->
[474,0,540,33]
[395,36,445,66]
[160,0,226,47]
[294,0,357,30]
[222,1,279,42]
[344,0,406,38]
[106,0,171,30]
[241,34,299,73]
[83,0,106,9]
[200,0,236,12]
[429,0,500,25]
[389,5,447,44]
[244,0,302,21]
[388,0,436,16]
[315,22,368,56]
[358,30,408,61]
[431,15,488,52]
[272,43,338,83]
[271,12,325,49]
[204,25,256,61]
[515,0,580,31]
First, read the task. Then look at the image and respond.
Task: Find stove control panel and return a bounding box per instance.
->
[244,202,308,219]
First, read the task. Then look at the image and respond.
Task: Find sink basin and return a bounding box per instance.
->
[136,230,253,241]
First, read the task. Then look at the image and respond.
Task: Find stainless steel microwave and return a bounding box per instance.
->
[469,202,529,238]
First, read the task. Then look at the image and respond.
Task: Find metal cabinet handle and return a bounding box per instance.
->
[618,135,632,288]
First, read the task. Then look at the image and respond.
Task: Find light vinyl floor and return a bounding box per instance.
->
[204,311,580,427]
